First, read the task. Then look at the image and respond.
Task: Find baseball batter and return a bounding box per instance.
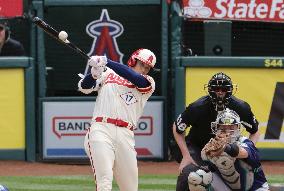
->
[78,49,156,191]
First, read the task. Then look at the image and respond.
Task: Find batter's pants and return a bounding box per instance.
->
[84,123,138,191]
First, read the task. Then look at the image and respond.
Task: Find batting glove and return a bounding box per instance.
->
[91,66,104,79]
[88,56,107,67]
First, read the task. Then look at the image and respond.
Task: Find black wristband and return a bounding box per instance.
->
[224,143,239,157]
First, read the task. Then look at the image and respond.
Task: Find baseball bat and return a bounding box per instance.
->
[32,17,90,60]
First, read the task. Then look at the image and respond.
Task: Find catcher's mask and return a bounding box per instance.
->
[204,72,236,111]
[211,108,241,143]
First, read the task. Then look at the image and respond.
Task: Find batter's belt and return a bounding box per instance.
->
[95,117,135,131]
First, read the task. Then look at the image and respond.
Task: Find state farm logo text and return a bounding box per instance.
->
[184,0,284,22]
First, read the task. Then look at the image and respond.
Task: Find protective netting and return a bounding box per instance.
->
[181,20,284,56]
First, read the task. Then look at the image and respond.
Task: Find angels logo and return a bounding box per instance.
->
[85,9,124,75]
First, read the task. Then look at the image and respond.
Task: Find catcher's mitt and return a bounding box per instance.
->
[202,133,230,157]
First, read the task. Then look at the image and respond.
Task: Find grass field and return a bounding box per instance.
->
[0,175,283,191]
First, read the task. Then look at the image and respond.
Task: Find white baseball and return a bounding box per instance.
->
[58,31,68,41]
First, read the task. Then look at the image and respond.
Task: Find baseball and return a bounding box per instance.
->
[58,31,68,41]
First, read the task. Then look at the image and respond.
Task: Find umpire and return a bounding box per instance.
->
[172,72,260,190]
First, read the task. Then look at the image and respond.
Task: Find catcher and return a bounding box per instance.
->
[177,108,269,191]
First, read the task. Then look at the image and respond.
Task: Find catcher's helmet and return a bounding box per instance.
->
[127,48,156,68]
[211,108,241,142]
[205,72,234,110]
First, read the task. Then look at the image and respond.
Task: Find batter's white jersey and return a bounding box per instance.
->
[79,67,155,127]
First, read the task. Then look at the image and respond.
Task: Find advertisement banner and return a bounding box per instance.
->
[42,101,163,159]
[0,69,25,149]
[182,0,284,22]
[185,68,284,148]
[0,0,23,17]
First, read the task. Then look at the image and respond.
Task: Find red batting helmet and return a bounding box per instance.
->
[127,48,156,68]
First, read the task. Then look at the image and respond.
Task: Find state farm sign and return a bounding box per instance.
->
[182,0,284,22]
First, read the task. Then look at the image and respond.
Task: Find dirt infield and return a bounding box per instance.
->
[0,160,283,176]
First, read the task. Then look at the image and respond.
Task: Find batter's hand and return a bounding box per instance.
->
[91,66,104,79]
[88,56,107,67]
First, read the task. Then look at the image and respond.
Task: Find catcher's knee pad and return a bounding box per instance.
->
[176,164,213,191]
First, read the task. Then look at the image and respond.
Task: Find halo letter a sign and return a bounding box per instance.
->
[84,9,124,75]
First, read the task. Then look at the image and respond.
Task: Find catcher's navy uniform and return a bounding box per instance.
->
[177,137,269,191]
[201,137,269,191]
[175,105,268,191]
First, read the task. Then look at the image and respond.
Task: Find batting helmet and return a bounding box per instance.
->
[127,48,156,68]
[0,185,9,191]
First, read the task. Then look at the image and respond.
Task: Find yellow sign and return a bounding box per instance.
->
[185,68,284,148]
[0,69,25,149]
